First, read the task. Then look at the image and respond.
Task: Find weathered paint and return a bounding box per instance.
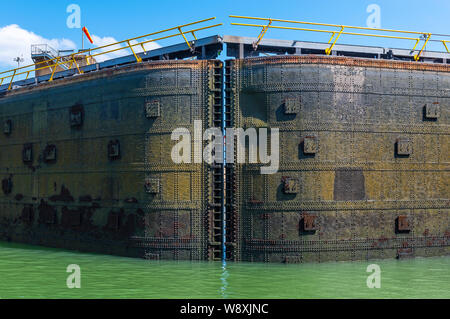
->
[1,53,449,263]
[0,60,223,261]
[225,55,450,263]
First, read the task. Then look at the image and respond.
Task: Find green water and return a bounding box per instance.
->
[0,241,448,299]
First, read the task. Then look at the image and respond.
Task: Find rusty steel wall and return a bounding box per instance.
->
[0,60,222,261]
[225,55,450,263]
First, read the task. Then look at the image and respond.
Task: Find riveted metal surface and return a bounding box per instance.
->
[0,59,219,260]
[227,55,450,263]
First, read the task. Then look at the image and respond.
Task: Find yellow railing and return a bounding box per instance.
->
[230,15,450,60]
[0,17,222,90]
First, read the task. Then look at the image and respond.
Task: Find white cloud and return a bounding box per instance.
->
[0,24,76,70]
[90,35,161,62]
[0,24,162,74]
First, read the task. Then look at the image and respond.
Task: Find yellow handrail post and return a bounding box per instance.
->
[253,19,272,50]
[191,31,197,40]
[71,55,83,74]
[325,26,344,55]
[140,43,147,55]
[127,40,143,63]
[443,40,450,53]
[178,27,193,51]
[411,38,420,51]
[85,50,90,66]
[49,57,60,81]
[414,33,431,61]
[8,70,16,90]
[328,32,336,44]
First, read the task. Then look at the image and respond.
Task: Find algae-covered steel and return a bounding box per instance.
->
[0,59,224,260]
[0,30,449,263]
[224,55,449,262]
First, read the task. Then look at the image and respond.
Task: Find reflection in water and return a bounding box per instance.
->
[0,241,449,299]
[220,261,229,298]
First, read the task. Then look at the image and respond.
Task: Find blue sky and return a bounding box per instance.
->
[0,0,449,71]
